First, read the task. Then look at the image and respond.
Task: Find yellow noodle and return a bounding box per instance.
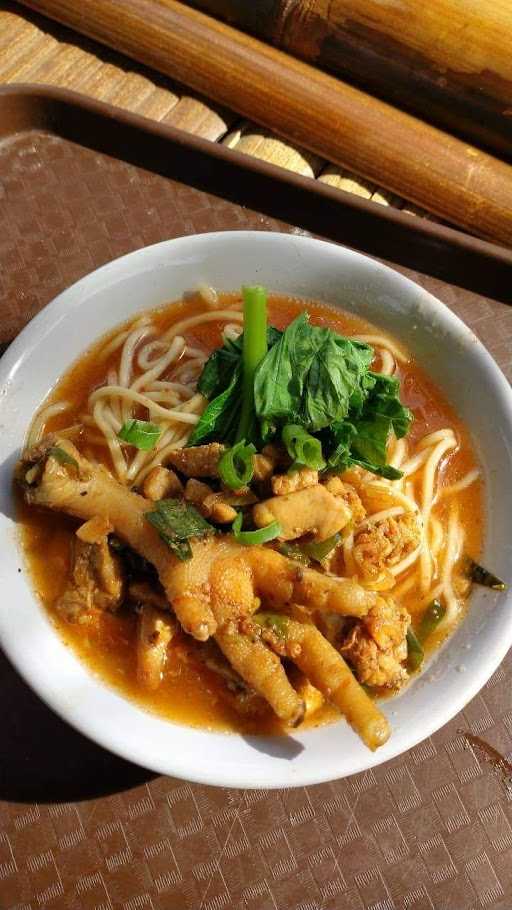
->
[93,400,127,480]
[141,390,181,406]
[388,437,408,470]
[419,433,458,593]
[355,505,405,532]
[401,447,431,477]
[28,401,72,446]
[223,323,242,342]
[170,359,205,383]
[429,515,444,558]
[389,543,423,577]
[378,347,395,376]
[184,345,207,360]
[197,283,219,309]
[364,482,419,513]
[392,570,419,599]
[417,428,456,451]
[161,309,243,342]
[351,333,409,363]
[132,336,185,393]
[438,503,462,626]
[134,434,191,484]
[97,315,152,361]
[89,386,201,424]
[438,469,480,499]
[137,340,171,370]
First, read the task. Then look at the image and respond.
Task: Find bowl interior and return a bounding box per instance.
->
[1,231,511,788]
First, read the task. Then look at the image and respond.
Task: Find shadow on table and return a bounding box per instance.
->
[0,649,156,803]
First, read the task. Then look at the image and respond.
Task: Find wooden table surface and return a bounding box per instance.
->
[0,0,431,220]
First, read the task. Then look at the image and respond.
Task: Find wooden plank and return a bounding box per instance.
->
[0,3,424,221]
[15,0,512,245]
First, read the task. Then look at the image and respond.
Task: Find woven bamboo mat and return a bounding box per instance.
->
[0,0,431,218]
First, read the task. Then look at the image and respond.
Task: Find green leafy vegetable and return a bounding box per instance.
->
[145,498,214,561]
[321,422,403,479]
[350,374,412,468]
[189,325,282,448]
[188,364,242,446]
[254,313,374,431]
[218,440,256,489]
[231,512,281,546]
[48,446,78,470]
[466,559,508,591]
[190,294,412,481]
[118,419,161,451]
[282,424,325,471]
[406,627,424,672]
[418,599,446,641]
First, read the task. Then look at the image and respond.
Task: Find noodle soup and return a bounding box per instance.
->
[17,291,484,745]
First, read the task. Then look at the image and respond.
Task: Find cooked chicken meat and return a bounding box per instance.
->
[143,465,183,501]
[252,613,390,749]
[18,438,376,637]
[166,442,225,477]
[253,484,352,541]
[137,604,176,690]
[353,513,421,580]
[322,475,366,524]
[340,598,410,688]
[55,520,124,621]
[184,478,237,523]
[271,467,318,496]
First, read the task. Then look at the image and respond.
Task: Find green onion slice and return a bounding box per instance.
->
[282,424,326,471]
[145,498,214,561]
[406,628,424,672]
[300,533,341,562]
[47,445,78,469]
[418,599,446,642]
[466,558,508,591]
[218,440,256,489]
[232,512,281,546]
[118,419,161,451]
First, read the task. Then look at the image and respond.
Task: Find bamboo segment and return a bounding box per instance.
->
[18,0,512,245]
[188,0,512,159]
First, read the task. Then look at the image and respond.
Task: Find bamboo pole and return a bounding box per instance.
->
[18,0,512,246]
[187,0,512,159]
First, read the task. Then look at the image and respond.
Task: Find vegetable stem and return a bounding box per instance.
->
[236,286,268,443]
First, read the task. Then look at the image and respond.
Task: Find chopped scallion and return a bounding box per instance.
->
[145,498,214,561]
[218,440,256,490]
[47,445,78,470]
[466,558,507,591]
[406,628,424,672]
[418,599,446,642]
[300,533,341,562]
[232,512,281,546]
[282,424,326,471]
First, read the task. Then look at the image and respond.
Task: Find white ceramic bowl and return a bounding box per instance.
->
[1,232,511,789]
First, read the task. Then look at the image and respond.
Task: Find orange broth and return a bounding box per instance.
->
[17,293,483,733]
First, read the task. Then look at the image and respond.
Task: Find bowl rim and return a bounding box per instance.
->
[2,230,512,789]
